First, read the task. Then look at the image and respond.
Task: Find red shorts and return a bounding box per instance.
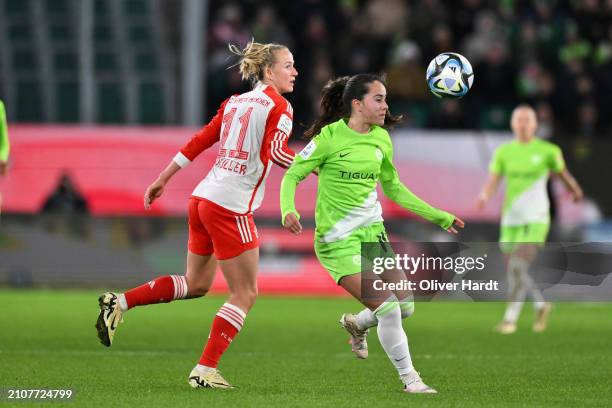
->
[188,197,258,260]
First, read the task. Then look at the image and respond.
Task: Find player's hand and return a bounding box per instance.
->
[283,212,302,235]
[0,161,7,177]
[447,217,465,234]
[144,179,165,209]
[572,188,584,203]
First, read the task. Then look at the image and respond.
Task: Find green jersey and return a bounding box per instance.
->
[489,138,565,226]
[280,119,454,242]
[0,100,8,162]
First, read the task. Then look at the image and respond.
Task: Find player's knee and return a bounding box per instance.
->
[188,282,210,297]
[245,287,258,308]
[231,286,258,310]
[375,302,402,322]
[185,276,211,297]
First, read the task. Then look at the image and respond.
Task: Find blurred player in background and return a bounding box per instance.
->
[95,40,298,388]
[0,99,9,214]
[280,74,464,393]
[477,104,583,334]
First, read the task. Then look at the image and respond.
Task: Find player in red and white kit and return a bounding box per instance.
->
[95,41,297,389]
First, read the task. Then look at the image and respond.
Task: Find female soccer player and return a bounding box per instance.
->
[477,104,583,334]
[280,74,464,394]
[95,41,298,389]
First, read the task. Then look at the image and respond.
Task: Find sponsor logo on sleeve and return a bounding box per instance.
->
[299,140,316,159]
[278,114,293,135]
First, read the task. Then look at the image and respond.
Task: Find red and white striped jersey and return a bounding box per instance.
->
[173,82,295,214]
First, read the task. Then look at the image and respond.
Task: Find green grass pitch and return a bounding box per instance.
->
[1,290,611,407]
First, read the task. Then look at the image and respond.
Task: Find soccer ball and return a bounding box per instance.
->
[426,52,474,98]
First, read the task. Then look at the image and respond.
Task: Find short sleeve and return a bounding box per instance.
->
[548,144,565,173]
[489,147,504,175]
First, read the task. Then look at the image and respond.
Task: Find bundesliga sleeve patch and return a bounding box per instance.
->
[277,113,293,135]
[299,140,316,159]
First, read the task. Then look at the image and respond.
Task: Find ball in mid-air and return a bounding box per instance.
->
[426,52,474,98]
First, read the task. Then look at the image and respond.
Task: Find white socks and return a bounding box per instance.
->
[356,307,378,329]
[504,256,546,323]
[195,364,216,373]
[117,293,128,312]
[374,301,413,376]
[356,296,414,330]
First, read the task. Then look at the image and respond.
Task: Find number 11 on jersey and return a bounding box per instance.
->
[219,107,253,160]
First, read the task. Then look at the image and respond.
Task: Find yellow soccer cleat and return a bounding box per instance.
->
[402,370,438,394]
[494,320,517,335]
[95,292,123,347]
[339,313,369,359]
[533,302,552,333]
[188,367,234,389]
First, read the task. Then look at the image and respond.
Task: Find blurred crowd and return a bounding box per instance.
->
[203,0,612,138]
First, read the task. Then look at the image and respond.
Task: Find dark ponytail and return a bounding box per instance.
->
[304,73,402,139]
[303,76,350,139]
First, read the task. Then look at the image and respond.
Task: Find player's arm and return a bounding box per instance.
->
[173,99,229,168]
[476,173,502,210]
[280,136,328,234]
[0,100,9,177]
[264,101,295,168]
[477,147,503,210]
[555,169,583,202]
[144,99,228,209]
[380,146,463,233]
[550,149,583,202]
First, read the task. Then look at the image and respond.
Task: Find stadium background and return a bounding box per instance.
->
[1,1,611,406]
[2,0,611,289]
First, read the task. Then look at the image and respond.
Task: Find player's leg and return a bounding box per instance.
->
[520,223,552,332]
[348,263,415,333]
[329,223,435,393]
[496,226,525,333]
[336,225,414,357]
[116,252,216,310]
[189,202,258,389]
[95,252,216,347]
[498,253,529,333]
[95,198,216,347]
[119,197,217,308]
[339,272,436,393]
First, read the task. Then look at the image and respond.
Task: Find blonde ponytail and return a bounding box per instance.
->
[228,40,287,86]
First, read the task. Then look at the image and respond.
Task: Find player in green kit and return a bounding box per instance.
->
[280,74,464,393]
[0,99,9,214]
[477,104,583,334]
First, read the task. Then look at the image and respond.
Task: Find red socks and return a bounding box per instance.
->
[123,275,188,310]
[199,303,246,368]
[122,280,246,370]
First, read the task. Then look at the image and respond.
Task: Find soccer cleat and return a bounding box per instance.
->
[95,292,123,347]
[494,320,517,335]
[401,370,438,394]
[188,367,234,389]
[339,313,369,359]
[533,302,552,333]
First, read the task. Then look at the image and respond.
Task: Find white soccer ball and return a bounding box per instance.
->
[426,52,474,98]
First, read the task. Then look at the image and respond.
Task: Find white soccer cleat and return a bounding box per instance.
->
[533,302,552,333]
[494,320,517,335]
[95,292,123,347]
[188,367,234,389]
[401,370,438,394]
[339,313,369,359]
